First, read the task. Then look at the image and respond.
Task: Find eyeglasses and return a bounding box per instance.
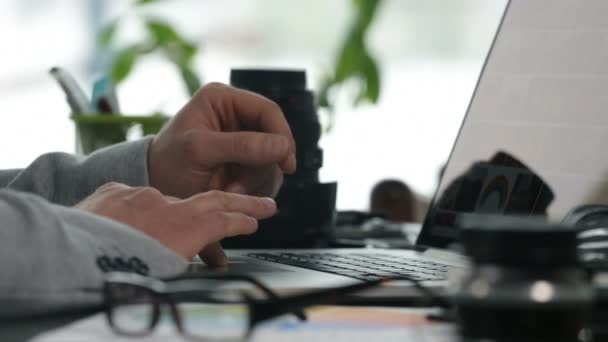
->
[103,272,385,340]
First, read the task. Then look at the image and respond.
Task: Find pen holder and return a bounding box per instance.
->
[71,114,169,155]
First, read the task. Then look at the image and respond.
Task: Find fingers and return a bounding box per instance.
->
[172,191,275,261]
[185,190,277,219]
[202,131,291,168]
[96,182,130,193]
[225,182,246,194]
[198,242,228,267]
[224,165,284,198]
[196,211,259,246]
[199,83,297,173]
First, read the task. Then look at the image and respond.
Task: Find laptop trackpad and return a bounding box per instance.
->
[187,257,292,274]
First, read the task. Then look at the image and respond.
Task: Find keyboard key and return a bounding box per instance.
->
[247,252,449,282]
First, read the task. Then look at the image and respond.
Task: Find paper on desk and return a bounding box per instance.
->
[32,306,456,342]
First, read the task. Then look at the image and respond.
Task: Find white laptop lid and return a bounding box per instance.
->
[418,0,608,249]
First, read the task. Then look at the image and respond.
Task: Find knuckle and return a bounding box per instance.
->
[128,187,165,205]
[206,189,222,198]
[206,82,226,89]
[206,190,228,208]
[139,187,162,197]
[97,182,124,192]
[202,82,228,95]
[181,130,201,159]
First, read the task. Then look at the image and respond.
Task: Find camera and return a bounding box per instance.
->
[453,216,593,342]
[222,69,337,248]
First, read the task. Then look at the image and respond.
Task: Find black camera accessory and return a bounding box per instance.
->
[223,69,337,248]
[454,215,593,342]
[563,205,608,272]
[564,204,608,230]
[423,151,555,249]
[591,273,608,341]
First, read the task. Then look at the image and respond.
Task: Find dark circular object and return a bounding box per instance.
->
[225,68,336,248]
[230,68,322,184]
[230,69,306,92]
[455,216,591,341]
[459,215,579,267]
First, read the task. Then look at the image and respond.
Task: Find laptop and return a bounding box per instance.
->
[190,0,608,300]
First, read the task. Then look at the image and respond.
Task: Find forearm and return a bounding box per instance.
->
[3,137,153,206]
[0,189,187,318]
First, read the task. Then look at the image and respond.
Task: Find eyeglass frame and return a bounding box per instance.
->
[102,272,385,339]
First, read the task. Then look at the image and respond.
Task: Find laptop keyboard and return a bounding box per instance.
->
[247,252,448,282]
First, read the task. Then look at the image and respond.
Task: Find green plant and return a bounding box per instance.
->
[98,0,383,113]
[318,0,383,113]
[98,0,202,96]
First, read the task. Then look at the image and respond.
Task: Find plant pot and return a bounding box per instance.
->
[71,114,169,155]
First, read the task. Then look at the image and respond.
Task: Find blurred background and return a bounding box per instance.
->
[0,0,506,218]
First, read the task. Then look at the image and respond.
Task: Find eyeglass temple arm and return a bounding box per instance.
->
[167,274,307,321]
[248,278,385,325]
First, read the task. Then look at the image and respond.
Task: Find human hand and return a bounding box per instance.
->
[148,82,296,200]
[76,183,276,265]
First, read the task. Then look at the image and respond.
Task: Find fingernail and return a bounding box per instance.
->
[216,255,229,267]
[227,183,246,194]
[280,153,297,174]
[262,197,276,208]
[288,154,297,172]
[279,135,290,156]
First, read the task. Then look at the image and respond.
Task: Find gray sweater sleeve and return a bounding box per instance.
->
[0,169,21,188]
[0,137,189,318]
[2,137,154,206]
[0,190,187,318]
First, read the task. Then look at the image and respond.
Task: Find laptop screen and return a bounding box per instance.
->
[417,0,608,249]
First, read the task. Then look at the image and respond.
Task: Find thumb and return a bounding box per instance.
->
[205,131,295,171]
[198,242,228,267]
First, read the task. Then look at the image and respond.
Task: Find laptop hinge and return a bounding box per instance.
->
[421,248,470,266]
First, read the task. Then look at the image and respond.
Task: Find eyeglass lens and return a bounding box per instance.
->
[108,281,253,340]
[178,301,250,339]
[107,283,157,336]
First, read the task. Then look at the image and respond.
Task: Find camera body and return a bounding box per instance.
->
[454,216,592,342]
[222,69,337,248]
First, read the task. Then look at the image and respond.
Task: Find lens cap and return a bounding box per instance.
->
[458,215,579,267]
[230,69,306,93]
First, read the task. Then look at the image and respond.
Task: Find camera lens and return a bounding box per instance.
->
[454,216,593,342]
[225,68,337,248]
[230,69,322,185]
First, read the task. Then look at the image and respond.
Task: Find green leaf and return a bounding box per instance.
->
[318,0,383,109]
[145,18,182,46]
[365,59,380,103]
[110,46,140,83]
[357,54,380,105]
[317,79,332,108]
[163,41,198,65]
[179,41,198,64]
[98,21,118,48]
[353,0,382,28]
[145,18,199,64]
[334,37,364,82]
[178,65,202,96]
[136,0,160,5]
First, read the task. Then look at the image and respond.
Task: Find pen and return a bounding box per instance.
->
[49,67,93,114]
[91,75,120,114]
